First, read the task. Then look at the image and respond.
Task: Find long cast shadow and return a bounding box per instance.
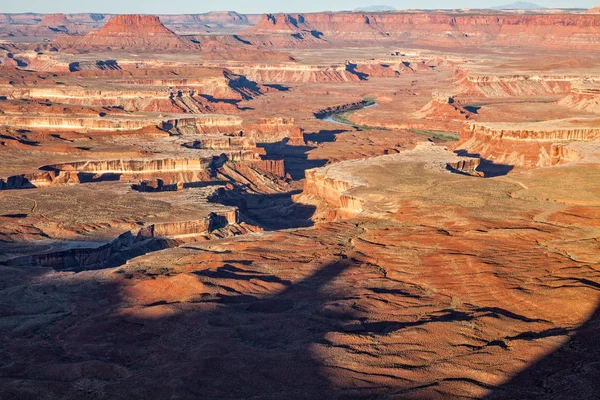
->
[259,139,328,181]
[0,254,358,399]
[454,149,514,177]
[488,303,600,399]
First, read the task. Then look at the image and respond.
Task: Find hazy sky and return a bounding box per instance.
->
[1,0,597,14]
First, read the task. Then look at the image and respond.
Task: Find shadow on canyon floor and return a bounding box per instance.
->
[1,245,599,399]
[454,149,514,177]
[0,257,354,398]
[209,188,317,231]
[260,138,329,181]
[303,129,346,144]
[488,303,600,399]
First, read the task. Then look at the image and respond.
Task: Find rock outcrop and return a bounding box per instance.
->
[0,113,242,134]
[415,92,473,121]
[455,70,596,97]
[36,14,81,34]
[243,117,305,145]
[205,62,363,83]
[245,12,600,49]
[54,14,192,51]
[457,120,600,167]
[558,86,600,114]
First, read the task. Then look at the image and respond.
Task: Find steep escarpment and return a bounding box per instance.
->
[0,113,242,134]
[0,68,264,113]
[457,119,600,167]
[245,12,600,49]
[207,62,363,83]
[455,69,600,97]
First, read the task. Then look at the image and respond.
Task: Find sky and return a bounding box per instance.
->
[0,0,597,14]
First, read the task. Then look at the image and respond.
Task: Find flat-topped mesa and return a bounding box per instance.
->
[210,63,363,84]
[464,120,600,142]
[261,14,306,32]
[415,92,473,121]
[0,114,242,134]
[454,70,600,97]
[99,15,176,35]
[243,11,600,49]
[53,14,193,51]
[37,13,76,29]
[246,12,386,39]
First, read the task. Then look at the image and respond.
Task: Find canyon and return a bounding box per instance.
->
[0,5,600,400]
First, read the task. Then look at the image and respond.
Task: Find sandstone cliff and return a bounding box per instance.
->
[54,15,192,51]
[456,120,600,167]
[244,12,600,49]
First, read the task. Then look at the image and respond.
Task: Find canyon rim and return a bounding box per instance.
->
[1,3,600,399]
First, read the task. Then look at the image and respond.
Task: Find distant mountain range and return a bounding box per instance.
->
[490,2,547,10]
[354,5,396,12]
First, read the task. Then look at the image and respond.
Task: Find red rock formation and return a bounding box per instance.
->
[245,12,600,49]
[37,14,78,32]
[457,120,600,167]
[455,68,587,97]
[242,117,305,145]
[251,159,286,177]
[0,171,80,190]
[54,14,192,51]
[415,92,473,121]
[558,86,600,114]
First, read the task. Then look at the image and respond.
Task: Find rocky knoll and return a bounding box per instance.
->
[54,14,192,51]
[245,12,600,49]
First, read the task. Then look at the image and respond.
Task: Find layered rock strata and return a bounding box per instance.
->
[246,12,600,49]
